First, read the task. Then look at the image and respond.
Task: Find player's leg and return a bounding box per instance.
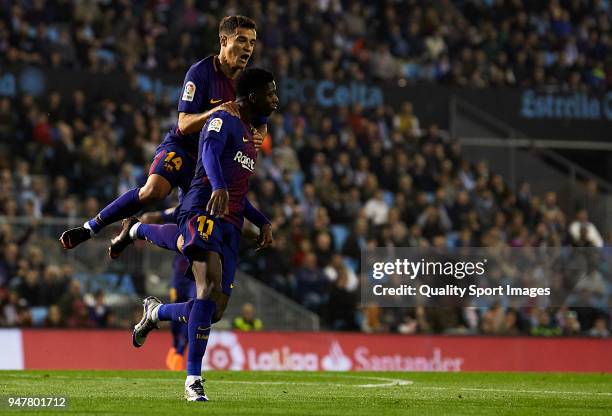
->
[131,231,188,349]
[59,145,186,249]
[91,174,171,231]
[183,249,222,402]
[167,255,193,371]
[131,262,195,351]
[211,221,241,324]
[132,226,232,337]
[109,220,180,258]
[150,229,234,327]
[59,176,170,250]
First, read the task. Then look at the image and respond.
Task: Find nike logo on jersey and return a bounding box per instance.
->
[209,98,222,104]
[242,136,248,143]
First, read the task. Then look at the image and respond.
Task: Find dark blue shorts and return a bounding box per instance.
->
[170,254,195,302]
[149,144,196,194]
[179,213,241,296]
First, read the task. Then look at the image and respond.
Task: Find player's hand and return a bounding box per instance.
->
[251,128,264,151]
[255,223,273,251]
[207,189,229,218]
[216,101,240,118]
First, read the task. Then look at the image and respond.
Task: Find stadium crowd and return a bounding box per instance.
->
[0,1,610,336]
[1,0,611,90]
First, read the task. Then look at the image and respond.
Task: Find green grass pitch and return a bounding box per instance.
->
[1,370,610,415]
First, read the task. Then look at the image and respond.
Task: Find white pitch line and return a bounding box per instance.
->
[352,377,414,388]
[1,373,411,389]
[5,373,610,396]
[210,376,413,388]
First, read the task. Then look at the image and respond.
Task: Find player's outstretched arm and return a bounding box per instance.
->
[178,102,269,149]
[201,120,230,217]
[256,223,273,251]
[178,109,225,136]
[243,198,273,251]
[176,61,226,136]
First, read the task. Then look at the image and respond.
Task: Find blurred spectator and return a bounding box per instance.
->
[589,317,610,337]
[360,303,385,333]
[363,190,390,226]
[15,299,32,327]
[324,255,358,292]
[342,218,368,261]
[88,289,111,328]
[397,306,431,335]
[575,264,608,299]
[569,209,603,247]
[40,265,67,306]
[560,310,582,336]
[59,279,90,328]
[394,102,420,138]
[44,304,64,328]
[530,310,562,337]
[481,302,505,334]
[501,309,521,336]
[326,269,358,331]
[294,253,328,313]
[0,242,18,287]
[16,269,43,307]
[232,303,263,331]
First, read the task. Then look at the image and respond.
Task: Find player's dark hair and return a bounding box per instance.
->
[219,15,257,35]
[235,67,275,99]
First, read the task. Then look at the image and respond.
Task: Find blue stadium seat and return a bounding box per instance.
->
[118,274,137,295]
[292,171,304,201]
[73,272,137,296]
[446,232,459,248]
[131,165,144,180]
[330,224,349,251]
[31,307,48,327]
[343,256,359,274]
[383,191,394,207]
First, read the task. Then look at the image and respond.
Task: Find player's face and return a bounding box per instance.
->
[252,81,279,117]
[221,28,257,69]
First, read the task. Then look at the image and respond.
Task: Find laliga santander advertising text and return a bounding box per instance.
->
[361,247,610,308]
[9,329,612,372]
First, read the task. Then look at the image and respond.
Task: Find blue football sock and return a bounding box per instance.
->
[172,321,188,355]
[88,188,143,234]
[158,300,193,323]
[186,299,216,377]
[136,224,180,252]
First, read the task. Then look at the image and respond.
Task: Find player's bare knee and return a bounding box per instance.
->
[138,185,166,203]
[139,175,171,203]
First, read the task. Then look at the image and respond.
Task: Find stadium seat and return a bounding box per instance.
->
[330,225,349,251]
[31,307,48,327]
[446,232,459,248]
[383,191,394,207]
[343,257,359,274]
[292,171,304,201]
